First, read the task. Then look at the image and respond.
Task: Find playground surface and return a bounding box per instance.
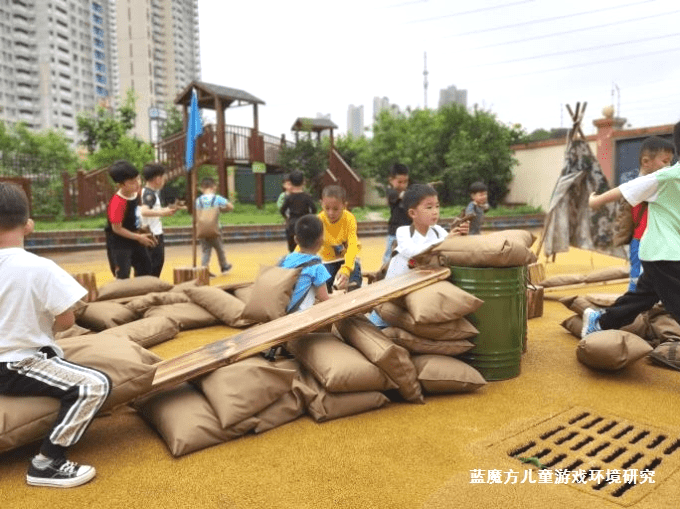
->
[2,233,679,509]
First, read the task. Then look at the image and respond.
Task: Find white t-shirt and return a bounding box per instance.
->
[620,162,680,261]
[141,186,163,235]
[384,224,447,279]
[0,248,87,362]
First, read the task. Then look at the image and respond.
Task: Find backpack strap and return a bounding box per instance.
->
[279,257,322,313]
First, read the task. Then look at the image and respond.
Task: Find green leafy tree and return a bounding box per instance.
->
[76,89,153,170]
[277,138,328,196]
[160,103,184,139]
[360,105,518,206]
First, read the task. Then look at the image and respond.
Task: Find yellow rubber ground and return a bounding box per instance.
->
[2,233,678,509]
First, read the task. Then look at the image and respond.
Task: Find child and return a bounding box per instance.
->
[196,177,233,275]
[280,170,317,252]
[0,182,111,488]
[385,184,469,280]
[105,160,156,279]
[318,184,362,292]
[582,122,680,338]
[276,173,291,211]
[140,163,180,277]
[383,163,411,265]
[280,214,331,313]
[619,136,675,291]
[369,184,468,327]
[465,181,489,235]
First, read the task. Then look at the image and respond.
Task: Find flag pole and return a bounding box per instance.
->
[191,168,197,268]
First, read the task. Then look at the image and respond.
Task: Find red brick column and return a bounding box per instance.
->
[593,114,626,184]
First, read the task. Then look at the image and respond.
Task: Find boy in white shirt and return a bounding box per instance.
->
[0,183,110,488]
[369,184,468,326]
[582,121,680,338]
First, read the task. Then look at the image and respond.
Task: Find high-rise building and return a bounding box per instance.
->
[0,0,115,143]
[115,0,201,142]
[347,104,363,138]
[0,0,200,145]
[438,85,467,109]
[373,96,390,120]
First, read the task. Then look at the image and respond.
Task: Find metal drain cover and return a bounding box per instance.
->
[496,407,680,506]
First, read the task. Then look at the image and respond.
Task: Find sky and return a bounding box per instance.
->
[197,0,680,140]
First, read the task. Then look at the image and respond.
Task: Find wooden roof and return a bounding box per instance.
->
[175,80,265,109]
[291,117,338,132]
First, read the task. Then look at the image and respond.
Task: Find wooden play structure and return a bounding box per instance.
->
[291,117,365,208]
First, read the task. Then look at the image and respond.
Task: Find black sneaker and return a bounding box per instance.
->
[221,263,233,275]
[27,458,96,488]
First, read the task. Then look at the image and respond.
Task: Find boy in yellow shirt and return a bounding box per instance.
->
[318,185,362,292]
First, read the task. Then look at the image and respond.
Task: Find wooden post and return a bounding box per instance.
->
[62,171,72,217]
[173,266,210,286]
[72,272,98,302]
[527,285,544,320]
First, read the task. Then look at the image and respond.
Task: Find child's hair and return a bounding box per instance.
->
[639,136,675,164]
[674,121,680,155]
[468,181,488,194]
[142,163,166,181]
[289,170,304,187]
[389,163,409,178]
[200,177,216,190]
[294,214,323,249]
[321,185,346,202]
[109,160,139,184]
[0,182,29,231]
[403,184,437,211]
[282,173,291,184]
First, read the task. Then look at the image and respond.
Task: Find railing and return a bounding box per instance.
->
[326,148,364,208]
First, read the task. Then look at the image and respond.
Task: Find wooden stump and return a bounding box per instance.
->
[527,285,544,320]
[527,262,546,285]
[173,266,210,286]
[72,272,98,302]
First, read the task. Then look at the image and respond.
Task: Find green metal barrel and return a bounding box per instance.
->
[449,265,527,380]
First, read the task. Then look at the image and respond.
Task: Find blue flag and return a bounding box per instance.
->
[185,88,203,171]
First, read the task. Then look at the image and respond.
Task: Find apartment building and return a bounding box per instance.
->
[0,0,114,143]
[0,0,199,145]
[115,0,200,142]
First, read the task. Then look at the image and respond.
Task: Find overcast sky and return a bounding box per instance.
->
[197,0,680,139]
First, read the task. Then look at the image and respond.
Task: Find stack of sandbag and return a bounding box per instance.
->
[0,334,160,455]
[71,276,260,349]
[414,229,537,268]
[557,294,680,371]
[135,356,306,457]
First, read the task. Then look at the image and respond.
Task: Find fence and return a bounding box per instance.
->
[0,153,66,218]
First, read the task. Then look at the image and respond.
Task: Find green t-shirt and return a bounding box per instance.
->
[620,162,680,261]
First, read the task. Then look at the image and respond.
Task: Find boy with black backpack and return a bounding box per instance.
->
[612,136,674,291]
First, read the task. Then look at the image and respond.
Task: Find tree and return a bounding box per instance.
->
[76,89,154,170]
[276,138,328,196]
[160,103,184,139]
[359,105,519,206]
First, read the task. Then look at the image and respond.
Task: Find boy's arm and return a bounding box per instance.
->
[53,309,75,332]
[315,284,330,302]
[217,196,233,213]
[139,204,177,217]
[111,222,156,247]
[340,215,360,277]
[589,188,622,210]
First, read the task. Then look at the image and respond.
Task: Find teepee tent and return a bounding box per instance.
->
[538,103,626,260]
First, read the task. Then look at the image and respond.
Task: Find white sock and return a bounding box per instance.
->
[32,454,53,469]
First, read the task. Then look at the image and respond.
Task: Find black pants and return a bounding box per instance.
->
[106,234,152,279]
[147,234,165,277]
[600,260,680,330]
[0,349,110,459]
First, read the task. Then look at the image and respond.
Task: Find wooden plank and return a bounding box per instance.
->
[543,278,629,299]
[147,267,451,396]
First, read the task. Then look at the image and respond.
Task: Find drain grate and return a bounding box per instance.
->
[496,407,680,506]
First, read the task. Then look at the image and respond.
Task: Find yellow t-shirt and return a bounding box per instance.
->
[318,209,361,277]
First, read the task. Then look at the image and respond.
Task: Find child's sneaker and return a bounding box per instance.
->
[221,263,233,275]
[581,308,603,338]
[27,457,96,488]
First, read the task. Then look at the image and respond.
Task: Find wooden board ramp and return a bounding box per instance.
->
[147,266,451,397]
